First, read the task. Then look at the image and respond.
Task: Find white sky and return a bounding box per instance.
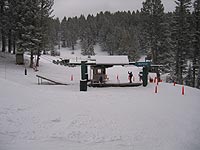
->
[52,0,176,19]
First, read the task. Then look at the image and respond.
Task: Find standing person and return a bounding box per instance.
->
[156,71,160,82]
[128,71,133,83]
[139,72,143,81]
[99,76,103,84]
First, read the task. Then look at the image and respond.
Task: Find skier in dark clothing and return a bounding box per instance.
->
[99,76,103,84]
[128,71,133,83]
[139,72,143,81]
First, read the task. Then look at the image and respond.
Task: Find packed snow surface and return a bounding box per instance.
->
[0,47,200,150]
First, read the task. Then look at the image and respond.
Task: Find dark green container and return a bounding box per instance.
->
[142,66,148,87]
[80,80,87,91]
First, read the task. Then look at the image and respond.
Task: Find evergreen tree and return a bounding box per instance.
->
[16,0,41,67]
[98,11,114,53]
[60,17,67,47]
[158,12,174,72]
[129,27,140,61]
[46,18,60,56]
[192,0,200,87]
[185,63,193,86]
[81,38,95,56]
[87,44,95,56]
[7,0,12,53]
[78,15,87,40]
[36,0,54,66]
[87,14,97,45]
[197,66,200,88]
[51,17,60,48]
[78,14,96,55]
[118,28,131,55]
[9,0,23,54]
[6,0,20,54]
[172,0,192,84]
[141,0,165,64]
[80,38,87,55]
[66,17,78,50]
[105,29,117,55]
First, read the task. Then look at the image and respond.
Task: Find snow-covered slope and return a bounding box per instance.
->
[0,49,200,150]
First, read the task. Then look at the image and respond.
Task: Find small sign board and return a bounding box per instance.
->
[135,62,151,67]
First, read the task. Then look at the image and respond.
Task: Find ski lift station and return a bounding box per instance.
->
[77,55,150,91]
[39,55,160,91]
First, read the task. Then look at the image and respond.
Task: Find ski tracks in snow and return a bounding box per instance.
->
[51,114,122,144]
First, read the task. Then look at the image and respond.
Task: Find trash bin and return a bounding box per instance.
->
[80,80,87,91]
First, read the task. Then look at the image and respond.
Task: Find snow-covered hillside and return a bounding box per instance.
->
[0,47,200,150]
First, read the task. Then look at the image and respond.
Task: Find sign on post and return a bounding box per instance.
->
[135,62,151,67]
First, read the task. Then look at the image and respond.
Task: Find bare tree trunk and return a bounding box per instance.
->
[8,29,12,53]
[30,50,34,68]
[192,58,196,87]
[72,43,75,50]
[179,56,183,85]
[1,29,6,52]
[175,51,180,84]
[197,66,200,89]
[13,35,16,54]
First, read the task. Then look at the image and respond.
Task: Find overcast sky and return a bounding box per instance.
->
[52,0,176,19]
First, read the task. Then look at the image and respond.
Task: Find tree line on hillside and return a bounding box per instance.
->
[0,0,200,88]
[59,0,200,88]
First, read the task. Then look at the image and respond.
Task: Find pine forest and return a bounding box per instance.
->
[0,0,200,88]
